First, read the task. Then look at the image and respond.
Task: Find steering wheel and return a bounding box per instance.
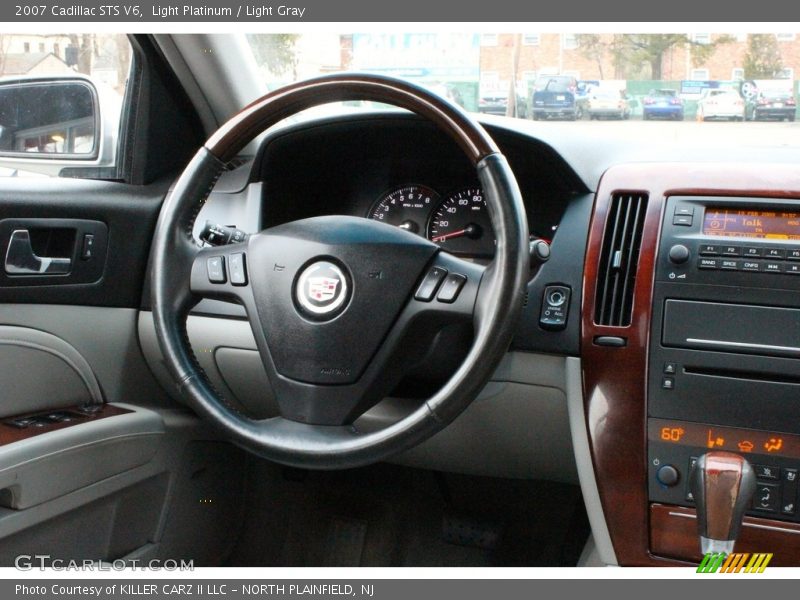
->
[150,73,529,469]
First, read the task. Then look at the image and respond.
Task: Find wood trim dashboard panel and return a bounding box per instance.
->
[581,163,800,566]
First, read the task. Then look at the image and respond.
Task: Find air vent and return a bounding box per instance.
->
[594,193,648,326]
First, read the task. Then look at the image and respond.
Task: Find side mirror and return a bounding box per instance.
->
[0,78,98,158]
[0,76,118,177]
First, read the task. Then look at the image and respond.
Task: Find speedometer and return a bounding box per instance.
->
[428,188,495,257]
[367,185,439,236]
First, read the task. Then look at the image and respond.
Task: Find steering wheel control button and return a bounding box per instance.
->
[436,273,467,303]
[539,285,571,331]
[295,260,350,319]
[414,266,448,301]
[656,464,680,487]
[668,244,690,264]
[229,253,247,286]
[206,256,226,283]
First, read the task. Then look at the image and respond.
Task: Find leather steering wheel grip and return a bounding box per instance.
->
[150,73,530,469]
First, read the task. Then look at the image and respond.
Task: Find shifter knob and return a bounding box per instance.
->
[690,451,756,554]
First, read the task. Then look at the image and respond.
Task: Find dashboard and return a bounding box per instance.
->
[254,115,582,258]
[177,110,800,567]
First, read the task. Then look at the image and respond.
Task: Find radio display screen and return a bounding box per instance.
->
[703,208,800,239]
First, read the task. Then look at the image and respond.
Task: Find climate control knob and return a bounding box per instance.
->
[668,244,690,265]
[656,464,680,487]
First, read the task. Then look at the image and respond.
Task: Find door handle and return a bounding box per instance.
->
[4,229,71,275]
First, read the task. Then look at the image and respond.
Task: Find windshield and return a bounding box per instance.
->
[246,32,800,144]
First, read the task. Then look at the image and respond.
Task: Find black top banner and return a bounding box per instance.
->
[0,0,796,22]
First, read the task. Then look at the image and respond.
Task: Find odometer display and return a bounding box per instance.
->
[367,185,439,236]
[428,188,495,257]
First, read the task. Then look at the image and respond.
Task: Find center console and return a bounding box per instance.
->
[581,163,800,566]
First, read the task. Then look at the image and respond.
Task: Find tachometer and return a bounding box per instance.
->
[367,185,439,236]
[428,187,495,257]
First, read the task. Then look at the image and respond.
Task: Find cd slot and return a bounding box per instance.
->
[663,299,800,358]
[684,366,800,386]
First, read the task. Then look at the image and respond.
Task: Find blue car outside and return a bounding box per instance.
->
[643,89,684,120]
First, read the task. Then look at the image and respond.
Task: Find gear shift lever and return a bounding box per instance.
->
[690,451,756,554]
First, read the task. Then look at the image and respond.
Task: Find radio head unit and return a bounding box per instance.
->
[656,196,800,287]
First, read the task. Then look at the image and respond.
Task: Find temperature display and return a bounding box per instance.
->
[703,208,800,240]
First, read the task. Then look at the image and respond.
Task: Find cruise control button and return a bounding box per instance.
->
[229,253,247,286]
[207,257,226,283]
[741,261,761,272]
[721,245,741,257]
[765,248,786,260]
[698,258,718,269]
[742,247,762,257]
[437,273,467,303]
[414,267,448,302]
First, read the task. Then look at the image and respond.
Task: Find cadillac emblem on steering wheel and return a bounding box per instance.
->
[295,260,350,318]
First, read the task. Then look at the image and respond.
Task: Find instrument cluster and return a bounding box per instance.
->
[367,184,495,258]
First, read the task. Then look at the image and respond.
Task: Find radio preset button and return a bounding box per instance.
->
[788,249,800,261]
[764,262,783,273]
[743,247,762,257]
[741,261,761,272]
[720,259,738,270]
[699,244,720,256]
[721,245,741,257]
[765,248,786,260]
[698,258,718,270]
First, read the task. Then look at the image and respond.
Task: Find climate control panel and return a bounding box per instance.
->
[648,418,800,523]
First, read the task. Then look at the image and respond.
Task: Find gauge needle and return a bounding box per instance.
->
[432,224,478,243]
